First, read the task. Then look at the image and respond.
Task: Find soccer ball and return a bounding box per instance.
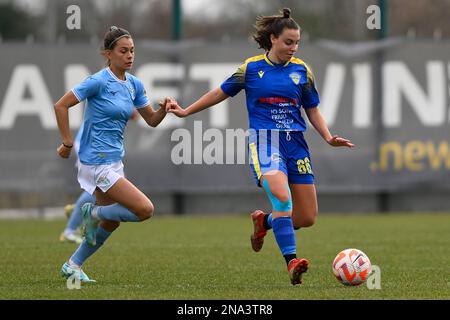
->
[332,248,372,286]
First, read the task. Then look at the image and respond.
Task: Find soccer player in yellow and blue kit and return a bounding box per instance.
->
[166,8,354,285]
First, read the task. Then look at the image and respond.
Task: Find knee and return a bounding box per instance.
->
[272,190,290,203]
[262,180,292,213]
[301,215,316,228]
[141,201,155,220]
[294,209,317,228]
[269,190,292,213]
[134,201,154,221]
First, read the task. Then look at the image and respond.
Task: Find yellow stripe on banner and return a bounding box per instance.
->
[249,142,261,180]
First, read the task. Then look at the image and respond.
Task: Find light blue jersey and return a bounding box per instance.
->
[74,122,84,146]
[72,67,149,165]
[74,120,124,159]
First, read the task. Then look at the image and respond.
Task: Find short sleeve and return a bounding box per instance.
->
[301,66,320,108]
[133,79,149,109]
[220,63,246,97]
[72,76,101,102]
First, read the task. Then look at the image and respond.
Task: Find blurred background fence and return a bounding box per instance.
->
[0,0,449,214]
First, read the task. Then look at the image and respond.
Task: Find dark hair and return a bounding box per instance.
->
[252,8,300,51]
[103,26,131,50]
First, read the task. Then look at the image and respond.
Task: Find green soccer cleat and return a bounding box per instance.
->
[81,203,98,246]
[60,262,96,283]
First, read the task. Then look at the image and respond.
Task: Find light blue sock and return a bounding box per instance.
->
[272,216,296,256]
[70,226,112,266]
[96,203,140,222]
[66,191,96,232]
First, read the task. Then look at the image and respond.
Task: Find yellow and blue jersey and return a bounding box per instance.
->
[221,53,320,131]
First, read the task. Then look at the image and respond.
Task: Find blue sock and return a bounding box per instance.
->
[263,213,273,230]
[66,191,96,232]
[272,216,296,257]
[70,226,112,266]
[96,203,140,222]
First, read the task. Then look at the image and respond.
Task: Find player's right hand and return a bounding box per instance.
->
[57,143,72,158]
[165,99,188,118]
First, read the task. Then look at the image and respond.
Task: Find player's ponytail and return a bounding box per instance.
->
[282,8,291,19]
[252,8,300,51]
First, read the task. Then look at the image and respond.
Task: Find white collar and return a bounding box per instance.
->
[107,67,128,83]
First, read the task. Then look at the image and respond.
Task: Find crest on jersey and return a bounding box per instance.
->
[128,86,136,99]
[289,72,301,85]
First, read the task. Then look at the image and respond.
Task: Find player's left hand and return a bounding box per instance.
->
[327,135,355,148]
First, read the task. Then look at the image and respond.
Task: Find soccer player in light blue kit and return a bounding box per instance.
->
[59,109,138,244]
[54,26,168,283]
[166,8,354,285]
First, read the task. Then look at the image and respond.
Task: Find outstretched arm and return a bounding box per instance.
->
[138,99,168,127]
[166,88,229,117]
[54,91,81,158]
[305,106,355,148]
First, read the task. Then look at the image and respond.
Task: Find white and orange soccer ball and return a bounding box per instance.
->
[332,248,372,286]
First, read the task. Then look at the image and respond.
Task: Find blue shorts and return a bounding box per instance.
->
[248,130,315,186]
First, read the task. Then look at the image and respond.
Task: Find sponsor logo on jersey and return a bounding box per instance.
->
[271,153,281,162]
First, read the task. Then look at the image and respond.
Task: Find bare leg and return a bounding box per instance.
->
[290,184,318,229]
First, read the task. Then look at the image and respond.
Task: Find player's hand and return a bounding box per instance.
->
[165,98,188,118]
[57,143,72,158]
[327,135,355,148]
[157,97,171,114]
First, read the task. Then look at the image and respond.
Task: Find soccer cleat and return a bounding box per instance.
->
[287,258,309,285]
[81,203,98,246]
[250,210,268,252]
[59,231,83,244]
[64,203,76,219]
[60,262,96,283]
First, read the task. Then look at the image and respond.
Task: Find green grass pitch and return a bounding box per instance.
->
[0,213,449,299]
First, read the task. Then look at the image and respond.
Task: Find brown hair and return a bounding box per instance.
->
[252,8,300,51]
[102,26,131,51]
